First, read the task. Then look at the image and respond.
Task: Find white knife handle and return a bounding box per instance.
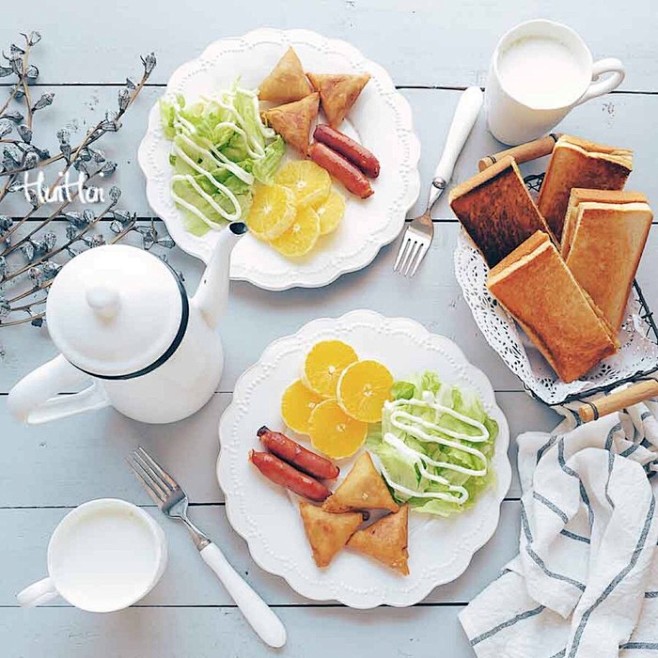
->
[200,542,286,648]
[433,86,483,186]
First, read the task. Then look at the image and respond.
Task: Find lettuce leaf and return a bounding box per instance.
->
[252,136,285,185]
[369,371,498,517]
[159,83,284,228]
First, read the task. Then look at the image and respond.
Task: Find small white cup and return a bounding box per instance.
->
[17,498,167,613]
[485,19,625,145]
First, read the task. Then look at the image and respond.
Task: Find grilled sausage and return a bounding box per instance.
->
[313,124,380,178]
[308,142,374,199]
[257,426,340,480]
[249,450,331,502]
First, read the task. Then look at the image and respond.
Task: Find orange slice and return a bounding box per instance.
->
[314,189,346,235]
[337,360,393,423]
[309,399,368,459]
[274,160,331,207]
[280,379,323,435]
[246,183,296,240]
[303,340,358,398]
[269,205,321,258]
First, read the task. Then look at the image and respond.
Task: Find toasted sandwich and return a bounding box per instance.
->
[537,135,633,240]
[487,231,619,383]
[561,188,652,332]
[449,156,551,267]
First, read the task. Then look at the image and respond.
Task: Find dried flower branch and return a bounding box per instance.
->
[0,33,173,329]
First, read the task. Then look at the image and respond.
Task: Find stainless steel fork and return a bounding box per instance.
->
[128,446,286,648]
[393,86,483,276]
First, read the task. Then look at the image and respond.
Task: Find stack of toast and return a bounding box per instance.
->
[450,135,653,384]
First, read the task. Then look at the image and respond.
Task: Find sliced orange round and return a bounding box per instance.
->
[280,379,323,435]
[269,206,320,258]
[337,359,394,423]
[308,399,368,459]
[314,189,346,235]
[274,160,331,207]
[303,340,358,398]
[246,183,296,240]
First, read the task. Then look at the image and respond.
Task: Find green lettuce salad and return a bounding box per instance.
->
[367,371,498,517]
[160,83,285,236]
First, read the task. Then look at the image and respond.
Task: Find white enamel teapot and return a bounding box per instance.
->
[8,222,247,425]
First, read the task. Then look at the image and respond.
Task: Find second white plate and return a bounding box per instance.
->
[217,309,511,608]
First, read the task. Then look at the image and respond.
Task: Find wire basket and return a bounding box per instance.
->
[453,172,658,407]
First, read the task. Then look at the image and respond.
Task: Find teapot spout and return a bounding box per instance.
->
[192,222,248,329]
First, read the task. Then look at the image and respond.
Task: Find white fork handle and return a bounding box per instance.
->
[200,542,286,648]
[432,86,483,191]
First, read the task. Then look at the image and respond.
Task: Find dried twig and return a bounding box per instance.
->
[0,34,171,329]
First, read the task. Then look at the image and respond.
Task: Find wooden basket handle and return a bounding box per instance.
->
[478,133,562,171]
[577,380,658,423]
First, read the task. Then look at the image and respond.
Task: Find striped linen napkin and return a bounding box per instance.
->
[460,399,658,657]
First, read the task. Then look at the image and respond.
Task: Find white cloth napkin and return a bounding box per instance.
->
[460,397,658,658]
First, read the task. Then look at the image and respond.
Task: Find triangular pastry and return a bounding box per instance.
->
[258,47,313,104]
[322,452,398,514]
[307,72,370,127]
[299,502,363,568]
[262,93,319,155]
[347,505,409,575]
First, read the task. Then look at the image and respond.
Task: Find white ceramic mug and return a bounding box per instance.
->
[17,499,167,612]
[485,19,625,145]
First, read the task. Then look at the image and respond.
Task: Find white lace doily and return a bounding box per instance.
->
[454,230,658,405]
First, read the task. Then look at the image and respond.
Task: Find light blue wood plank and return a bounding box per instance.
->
[0,391,559,508]
[0,222,531,392]
[0,502,520,607]
[2,87,658,220]
[1,0,656,91]
[2,220,657,396]
[0,604,472,658]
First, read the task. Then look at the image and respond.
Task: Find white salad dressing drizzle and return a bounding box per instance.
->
[379,391,489,505]
[167,88,273,228]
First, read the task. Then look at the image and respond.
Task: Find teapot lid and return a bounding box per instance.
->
[46,245,186,379]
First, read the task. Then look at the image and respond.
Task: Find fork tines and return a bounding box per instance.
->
[127,446,179,507]
[393,232,430,277]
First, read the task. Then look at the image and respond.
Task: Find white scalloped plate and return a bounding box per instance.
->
[217,310,511,608]
[138,29,421,291]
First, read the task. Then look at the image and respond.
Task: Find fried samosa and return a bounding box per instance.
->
[347,505,409,575]
[262,92,319,155]
[299,502,363,568]
[322,452,398,514]
[259,47,313,104]
[307,72,370,127]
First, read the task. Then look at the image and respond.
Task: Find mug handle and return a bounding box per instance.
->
[17,577,59,607]
[8,355,111,425]
[576,58,625,105]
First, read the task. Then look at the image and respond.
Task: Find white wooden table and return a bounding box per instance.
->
[1,1,656,656]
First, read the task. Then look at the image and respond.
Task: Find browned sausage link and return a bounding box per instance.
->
[249,450,331,501]
[313,124,380,178]
[308,143,374,199]
[257,426,340,480]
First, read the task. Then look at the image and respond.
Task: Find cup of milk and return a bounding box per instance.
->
[17,499,167,612]
[485,19,625,144]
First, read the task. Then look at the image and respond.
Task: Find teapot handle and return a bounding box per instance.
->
[8,355,111,425]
